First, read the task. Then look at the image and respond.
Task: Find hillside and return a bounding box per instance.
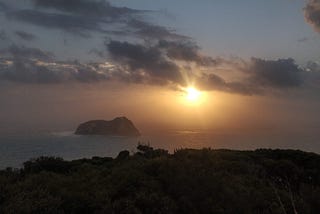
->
[0,145,319,213]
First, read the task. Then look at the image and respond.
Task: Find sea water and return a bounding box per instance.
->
[0,128,319,169]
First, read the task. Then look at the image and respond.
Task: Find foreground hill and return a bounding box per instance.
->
[0,145,319,213]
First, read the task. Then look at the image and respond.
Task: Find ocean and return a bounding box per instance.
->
[0,128,319,169]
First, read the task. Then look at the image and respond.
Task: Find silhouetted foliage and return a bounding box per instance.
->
[0,146,319,213]
[23,156,71,174]
[136,143,169,158]
[116,150,130,160]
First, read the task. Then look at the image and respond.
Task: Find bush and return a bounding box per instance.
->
[0,146,319,213]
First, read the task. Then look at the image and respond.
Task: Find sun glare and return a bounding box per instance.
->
[185,87,201,102]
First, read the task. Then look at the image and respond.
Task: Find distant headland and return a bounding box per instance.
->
[75,117,140,137]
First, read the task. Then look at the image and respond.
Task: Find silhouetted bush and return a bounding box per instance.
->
[136,144,169,158]
[0,146,319,213]
[116,150,130,160]
[23,156,71,174]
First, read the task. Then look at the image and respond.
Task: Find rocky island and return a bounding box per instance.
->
[75,117,140,136]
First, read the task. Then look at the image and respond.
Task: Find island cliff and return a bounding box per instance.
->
[75,117,140,136]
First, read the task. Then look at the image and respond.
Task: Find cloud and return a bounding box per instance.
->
[6,10,104,37]
[15,31,37,41]
[107,41,184,85]
[4,0,189,43]
[0,58,115,84]
[32,0,140,17]
[106,40,305,94]
[127,19,187,40]
[247,58,303,88]
[305,61,320,87]
[0,51,309,96]
[5,1,176,40]
[196,73,262,95]
[0,55,182,86]
[157,40,215,66]
[0,1,8,12]
[0,41,181,87]
[0,43,183,85]
[306,61,320,72]
[194,58,303,95]
[0,60,68,83]
[304,0,320,33]
[107,39,218,71]
[196,73,229,92]
[0,45,54,60]
[0,41,308,96]
[158,40,199,60]
[0,30,7,40]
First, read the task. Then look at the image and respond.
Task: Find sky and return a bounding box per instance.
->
[0,0,320,134]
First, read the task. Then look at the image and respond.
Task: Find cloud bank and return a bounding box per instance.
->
[0,43,310,96]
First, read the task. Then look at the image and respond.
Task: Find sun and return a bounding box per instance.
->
[185,87,201,102]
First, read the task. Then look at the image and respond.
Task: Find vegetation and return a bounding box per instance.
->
[0,145,320,213]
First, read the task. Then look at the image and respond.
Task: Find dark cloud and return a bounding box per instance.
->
[226,81,263,95]
[5,1,163,40]
[107,41,162,65]
[0,51,310,96]
[4,0,186,42]
[15,31,37,41]
[72,62,109,83]
[304,0,320,33]
[0,58,112,84]
[158,40,199,60]
[6,10,103,36]
[197,73,227,90]
[107,39,218,70]
[247,58,303,88]
[196,73,262,95]
[29,0,147,38]
[32,0,140,17]
[0,1,7,12]
[107,41,296,93]
[106,40,306,94]
[0,30,7,40]
[0,42,308,96]
[0,45,54,60]
[107,41,183,85]
[0,42,185,85]
[127,19,187,40]
[158,40,215,66]
[0,60,68,83]
[194,57,305,95]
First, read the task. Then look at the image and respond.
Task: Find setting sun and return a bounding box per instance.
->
[185,87,201,102]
